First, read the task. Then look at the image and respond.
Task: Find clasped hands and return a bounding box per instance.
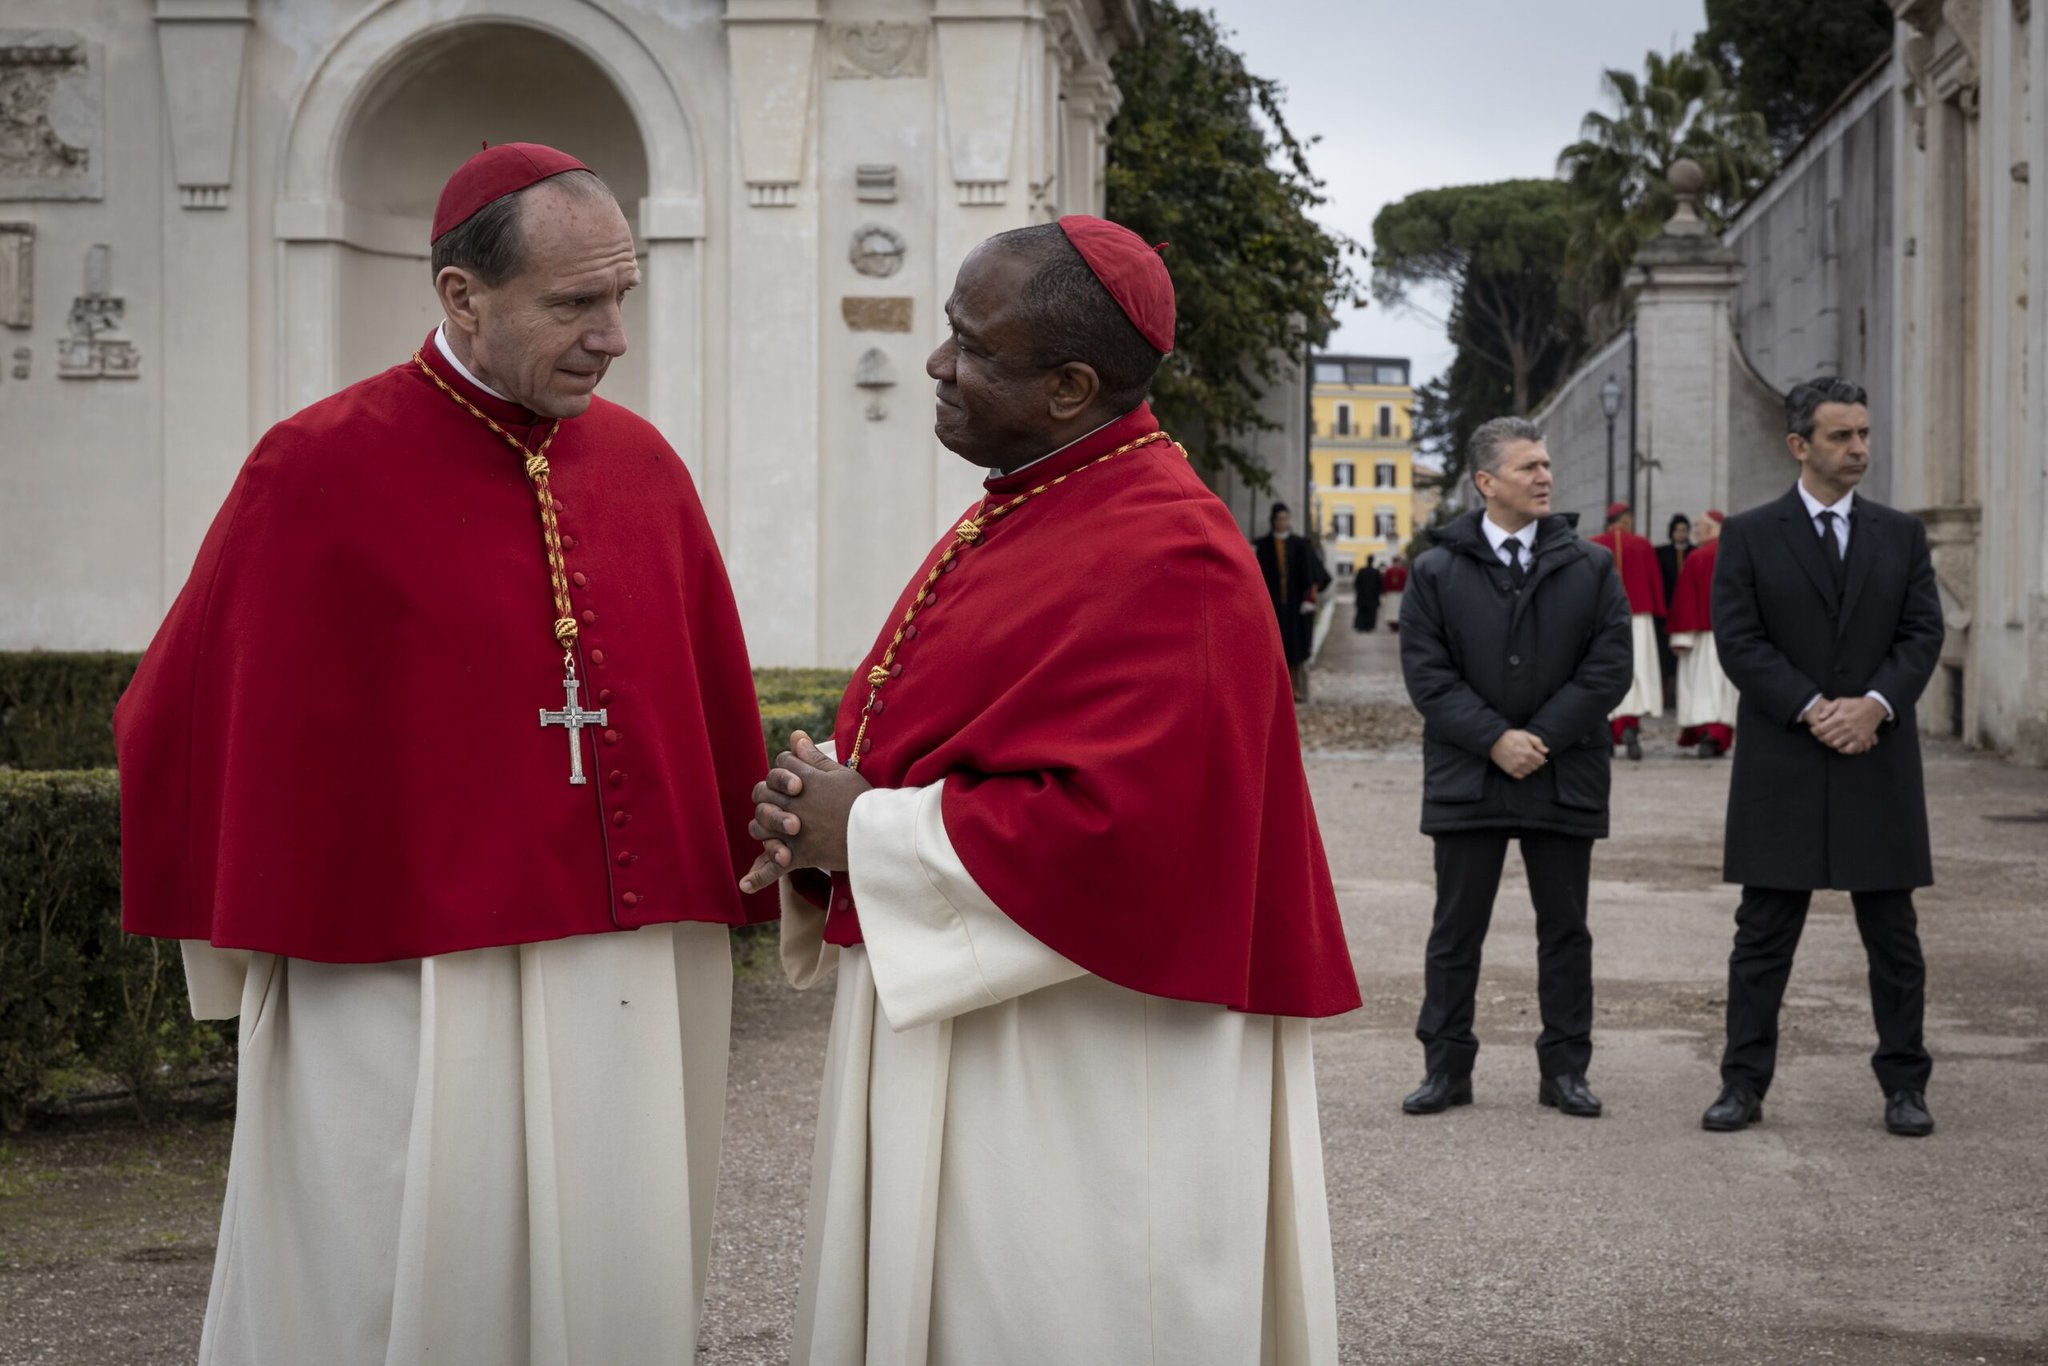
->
[1489,728,1549,780]
[1803,696,1886,756]
[736,731,872,895]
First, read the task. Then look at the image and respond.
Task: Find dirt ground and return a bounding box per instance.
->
[4,624,2045,1364]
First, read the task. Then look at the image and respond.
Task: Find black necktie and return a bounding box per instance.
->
[1505,538,1527,588]
[1817,510,1847,592]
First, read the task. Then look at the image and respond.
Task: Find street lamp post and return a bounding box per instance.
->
[1599,374,1623,511]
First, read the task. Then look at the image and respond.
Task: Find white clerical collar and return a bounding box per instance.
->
[1796,478,1854,522]
[989,411,1130,482]
[1482,513,1537,559]
[435,322,510,402]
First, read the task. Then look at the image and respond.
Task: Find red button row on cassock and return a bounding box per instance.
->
[563,520,639,912]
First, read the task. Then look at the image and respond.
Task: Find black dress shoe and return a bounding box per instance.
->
[1624,724,1643,761]
[1538,1073,1602,1117]
[1885,1090,1935,1137]
[1697,737,1722,759]
[1401,1073,1473,1115]
[1702,1083,1763,1131]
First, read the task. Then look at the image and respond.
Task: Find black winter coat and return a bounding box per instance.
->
[1399,510,1634,837]
[1713,486,1944,890]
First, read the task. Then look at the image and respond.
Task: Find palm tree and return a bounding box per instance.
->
[1558,48,1774,341]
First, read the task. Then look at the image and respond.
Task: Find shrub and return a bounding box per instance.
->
[0,653,137,771]
[0,770,230,1129]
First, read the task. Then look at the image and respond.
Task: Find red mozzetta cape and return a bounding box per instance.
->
[116,336,775,962]
[1665,536,1720,635]
[1589,528,1666,617]
[812,406,1360,1019]
[1381,564,1408,593]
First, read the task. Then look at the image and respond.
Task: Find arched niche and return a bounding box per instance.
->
[332,24,652,410]
[274,1,707,455]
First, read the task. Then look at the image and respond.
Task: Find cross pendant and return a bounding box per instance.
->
[538,670,608,785]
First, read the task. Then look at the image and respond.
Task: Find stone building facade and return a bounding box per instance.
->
[1888,0,2048,760]
[0,0,1143,666]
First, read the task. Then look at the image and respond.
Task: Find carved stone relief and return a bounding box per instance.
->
[857,164,898,203]
[850,223,907,278]
[9,345,25,379]
[0,221,29,328]
[0,32,103,201]
[829,23,929,80]
[842,296,913,333]
[855,346,897,420]
[57,244,138,379]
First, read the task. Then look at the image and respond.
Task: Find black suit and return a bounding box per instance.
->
[1710,485,1944,1096]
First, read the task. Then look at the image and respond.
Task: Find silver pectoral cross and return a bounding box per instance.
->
[539,670,608,785]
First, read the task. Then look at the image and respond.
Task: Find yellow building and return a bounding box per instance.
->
[1308,354,1419,578]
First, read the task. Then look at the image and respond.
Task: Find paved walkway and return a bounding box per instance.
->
[6,622,2041,1364]
[701,619,2048,1364]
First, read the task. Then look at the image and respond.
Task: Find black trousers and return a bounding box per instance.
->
[1416,830,1594,1079]
[1720,886,1931,1096]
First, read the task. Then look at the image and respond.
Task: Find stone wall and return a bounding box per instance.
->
[1529,331,1635,529]
[0,0,1146,667]
[1723,62,1895,506]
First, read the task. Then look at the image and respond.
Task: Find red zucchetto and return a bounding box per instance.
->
[1607,501,1631,522]
[1704,508,1726,524]
[1057,214,1176,354]
[431,142,592,244]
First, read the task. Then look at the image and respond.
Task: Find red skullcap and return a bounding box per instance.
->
[1056,215,1176,354]
[1705,509,1726,524]
[432,142,592,244]
[1607,501,1632,521]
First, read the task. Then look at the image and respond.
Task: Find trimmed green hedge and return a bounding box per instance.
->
[0,652,137,770]
[0,653,847,1126]
[0,652,848,772]
[0,769,232,1129]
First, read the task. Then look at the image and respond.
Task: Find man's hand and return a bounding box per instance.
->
[1808,695,1886,755]
[736,731,872,894]
[1489,728,1550,780]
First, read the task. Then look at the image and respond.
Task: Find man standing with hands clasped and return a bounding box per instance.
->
[1398,417,1632,1118]
[1703,378,1944,1137]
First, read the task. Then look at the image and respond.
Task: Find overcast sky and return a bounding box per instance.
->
[1194,0,1708,387]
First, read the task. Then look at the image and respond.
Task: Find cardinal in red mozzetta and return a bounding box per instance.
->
[1588,500,1668,758]
[739,218,1359,1363]
[1669,508,1738,756]
[114,143,768,1363]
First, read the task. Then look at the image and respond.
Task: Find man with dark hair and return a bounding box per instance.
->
[1702,376,1944,1137]
[745,216,1358,1362]
[1354,554,1385,632]
[1256,501,1333,702]
[1398,415,1632,1120]
[1657,513,1693,703]
[1589,501,1667,759]
[115,143,771,1361]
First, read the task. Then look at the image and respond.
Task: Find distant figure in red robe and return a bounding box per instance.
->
[1669,509,1736,756]
[1381,556,1410,631]
[1588,501,1667,759]
[115,143,769,1365]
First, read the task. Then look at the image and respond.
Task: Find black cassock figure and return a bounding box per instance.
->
[1253,503,1331,703]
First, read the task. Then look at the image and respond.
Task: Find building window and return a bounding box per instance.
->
[1335,559,1354,578]
[1333,461,1355,488]
[1375,508,1398,539]
[1374,462,1397,488]
[1377,404,1394,438]
[1332,509,1355,539]
[1314,361,1346,384]
[1335,403,1352,436]
[1376,363,1407,385]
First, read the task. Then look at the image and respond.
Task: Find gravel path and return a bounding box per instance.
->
[5,623,2044,1365]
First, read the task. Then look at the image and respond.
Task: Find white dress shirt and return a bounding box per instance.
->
[1481,514,1537,569]
[1793,478,1891,723]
